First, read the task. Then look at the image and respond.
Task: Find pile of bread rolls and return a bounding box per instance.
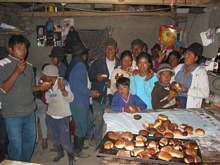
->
[103,131,202,164]
[141,114,205,138]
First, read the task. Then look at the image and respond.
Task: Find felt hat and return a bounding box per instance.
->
[157,63,175,77]
[187,42,203,56]
[49,47,66,59]
[72,42,89,56]
[104,38,117,48]
[172,41,185,48]
[42,65,59,77]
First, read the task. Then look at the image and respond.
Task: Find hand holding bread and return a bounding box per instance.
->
[96,73,107,81]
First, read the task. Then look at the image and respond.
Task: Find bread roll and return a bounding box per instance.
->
[101,74,107,78]
[172,129,183,137]
[172,123,178,129]
[138,130,149,136]
[115,139,125,148]
[124,141,134,151]
[43,81,51,85]
[169,139,184,146]
[169,89,177,95]
[184,126,194,133]
[108,132,119,141]
[158,114,169,121]
[157,125,166,133]
[193,155,202,163]
[136,135,147,142]
[195,128,205,136]
[175,83,183,91]
[104,141,114,149]
[184,155,194,163]
[128,105,136,113]
[119,131,133,141]
[161,146,173,153]
[164,132,174,138]
[184,141,198,149]
[134,114,142,120]
[149,128,157,135]
[161,120,171,128]
[158,151,172,161]
[153,132,163,137]
[117,73,124,78]
[169,149,184,158]
[180,123,188,129]
[153,119,162,128]
[159,137,168,146]
[142,122,150,130]
[144,148,157,155]
[131,148,145,156]
[185,148,197,156]
[134,140,145,147]
[148,141,158,148]
[137,151,152,159]
[182,131,188,136]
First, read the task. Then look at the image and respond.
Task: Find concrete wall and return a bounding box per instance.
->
[23,16,172,69]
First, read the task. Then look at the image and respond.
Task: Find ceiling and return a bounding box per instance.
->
[0,0,217,18]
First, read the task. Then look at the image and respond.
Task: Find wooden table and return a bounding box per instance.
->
[99,108,220,165]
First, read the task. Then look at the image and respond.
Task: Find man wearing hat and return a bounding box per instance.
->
[152,63,179,109]
[49,47,68,78]
[42,65,76,165]
[66,42,100,158]
[89,38,120,147]
[171,42,209,108]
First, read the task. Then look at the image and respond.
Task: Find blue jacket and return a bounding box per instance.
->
[111,91,147,112]
[69,62,93,108]
[89,56,120,104]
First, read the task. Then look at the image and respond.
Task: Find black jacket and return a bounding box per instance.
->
[89,56,120,104]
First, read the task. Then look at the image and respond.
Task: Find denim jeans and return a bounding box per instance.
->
[46,114,73,153]
[5,112,36,162]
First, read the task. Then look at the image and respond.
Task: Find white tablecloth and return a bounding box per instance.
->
[103,109,217,138]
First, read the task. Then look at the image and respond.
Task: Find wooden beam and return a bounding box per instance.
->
[19,11,194,17]
[0,0,213,7]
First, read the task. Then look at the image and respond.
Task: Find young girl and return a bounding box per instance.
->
[127,52,158,109]
[110,50,133,95]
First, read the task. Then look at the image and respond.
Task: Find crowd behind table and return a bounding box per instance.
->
[0,35,210,164]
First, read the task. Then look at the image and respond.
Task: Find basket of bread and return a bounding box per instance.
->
[95,114,204,164]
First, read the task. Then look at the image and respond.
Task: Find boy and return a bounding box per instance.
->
[0,35,47,162]
[151,63,179,109]
[111,77,147,112]
[42,65,76,165]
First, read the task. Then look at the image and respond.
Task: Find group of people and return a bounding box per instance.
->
[0,34,210,165]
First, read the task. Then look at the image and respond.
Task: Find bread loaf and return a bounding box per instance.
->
[104,141,114,149]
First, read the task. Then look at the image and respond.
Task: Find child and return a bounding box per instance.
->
[127,52,158,109]
[42,65,76,165]
[110,50,133,95]
[151,63,179,109]
[111,77,147,112]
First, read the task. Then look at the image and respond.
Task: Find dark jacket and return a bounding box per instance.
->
[151,81,177,110]
[89,56,120,104]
